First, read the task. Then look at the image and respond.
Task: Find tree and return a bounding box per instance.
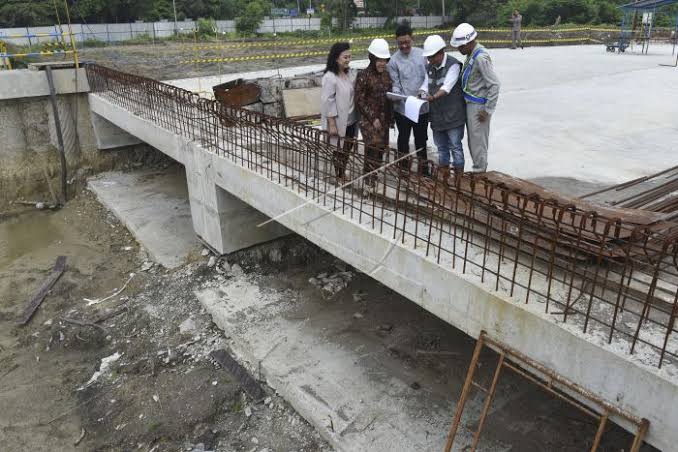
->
[0,0,53,27]
[325,0,357,30]
[456,0,502,26]
[595,1,621,24]
[542,0,596,25]
[236,0,268,35]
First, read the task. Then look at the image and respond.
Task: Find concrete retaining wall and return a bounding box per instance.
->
[0,68,157,209]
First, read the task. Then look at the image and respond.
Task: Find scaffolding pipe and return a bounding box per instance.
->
[45,65,68,204]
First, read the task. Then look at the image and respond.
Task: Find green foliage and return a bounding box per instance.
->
[595,1,622,24]
[456,0,503,26]
[196,17,217,37]
[235,0,268,36]
[0,0,672,29]
[0,0,53,27]
[543,0,596,24]
[497,0,625,26]
[324,0,358,30]
[320,12,333,33]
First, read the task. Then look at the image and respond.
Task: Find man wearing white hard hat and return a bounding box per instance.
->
[419,34,467,184]
[355,38,393,188]
[451,23,500,173]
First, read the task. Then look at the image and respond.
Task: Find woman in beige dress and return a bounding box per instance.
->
[320,42,358,183]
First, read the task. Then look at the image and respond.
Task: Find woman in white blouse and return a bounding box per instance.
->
[321,42,358,183]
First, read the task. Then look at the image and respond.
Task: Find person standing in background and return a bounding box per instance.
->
[387,23,431,175]
[355,38,393,190]
[320,42,358,184]
[510,10,523,49]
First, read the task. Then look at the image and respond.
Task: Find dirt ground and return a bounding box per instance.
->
[1,176,658,451]
[74,29,625,81]
[0,191,327,452]
[78,41,329,80]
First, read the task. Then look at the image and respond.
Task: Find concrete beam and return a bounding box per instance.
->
[0,68,89,100]
[90,112,142,150]
[89,94,185,165]
[88,93,678,451]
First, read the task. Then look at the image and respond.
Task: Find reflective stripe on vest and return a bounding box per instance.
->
[462,47,487,104]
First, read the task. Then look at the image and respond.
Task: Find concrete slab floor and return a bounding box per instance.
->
[196,255,656,452]
[171,44,678,187]
[87,165,202,268]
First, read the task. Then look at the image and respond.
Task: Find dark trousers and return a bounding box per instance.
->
[395,112,429,172]
[363,128,389,186]
[333,122,358,178]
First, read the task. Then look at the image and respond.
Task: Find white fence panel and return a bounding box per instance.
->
[154,21,175,38]
[215,20,237,34]
[79,24,108,42]
[0,17,449,47]
[0,27,33,46]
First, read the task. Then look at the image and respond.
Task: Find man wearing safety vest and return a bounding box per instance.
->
[419,34,466,185]
[450,23,500,173]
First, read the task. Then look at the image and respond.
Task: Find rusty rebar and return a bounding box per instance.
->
[84,63,678,369]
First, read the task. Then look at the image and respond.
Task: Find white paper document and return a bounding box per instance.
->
[386,92,408,101]
[404,96,427,123]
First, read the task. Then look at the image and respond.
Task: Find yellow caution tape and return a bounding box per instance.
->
[189,30,435,51]
[0,31,74,39]
[181,49,333,64]
[483,37,592,43]
[42,41,67,48]
[181,45,405,64]
[181,37,595,64]
[185,26,629,52]
[5,50,75,57]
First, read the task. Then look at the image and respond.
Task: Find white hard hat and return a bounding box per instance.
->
[422,35,446,57]
[367,38,391,59]
[451,23,477,47]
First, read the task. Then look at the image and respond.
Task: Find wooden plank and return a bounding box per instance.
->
[17,256,67,326]
[210,349,266,400]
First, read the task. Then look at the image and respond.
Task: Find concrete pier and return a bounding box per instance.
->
[88,94,289,256]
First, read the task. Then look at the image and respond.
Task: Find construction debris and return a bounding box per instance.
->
[17,256,67,326]
[212,79,261,108]
[74,428,86,446]
[84,273,135,306]
[582,165,678,217]
[210,349,266,401]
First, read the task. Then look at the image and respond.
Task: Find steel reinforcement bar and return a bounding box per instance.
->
[85,63,678,369]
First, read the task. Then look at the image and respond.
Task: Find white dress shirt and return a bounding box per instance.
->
[420,53,461,94]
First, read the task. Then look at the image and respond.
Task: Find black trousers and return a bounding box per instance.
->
[395,112,429,170]
[333,122,358,178]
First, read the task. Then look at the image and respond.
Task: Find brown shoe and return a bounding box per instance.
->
[437,166,451,185]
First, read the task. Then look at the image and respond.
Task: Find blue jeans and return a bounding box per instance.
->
[433,126,465,169]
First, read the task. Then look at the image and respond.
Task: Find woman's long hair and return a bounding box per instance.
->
[324,42,351,74]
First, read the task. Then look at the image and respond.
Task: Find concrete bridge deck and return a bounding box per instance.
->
[85,60,678,451]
